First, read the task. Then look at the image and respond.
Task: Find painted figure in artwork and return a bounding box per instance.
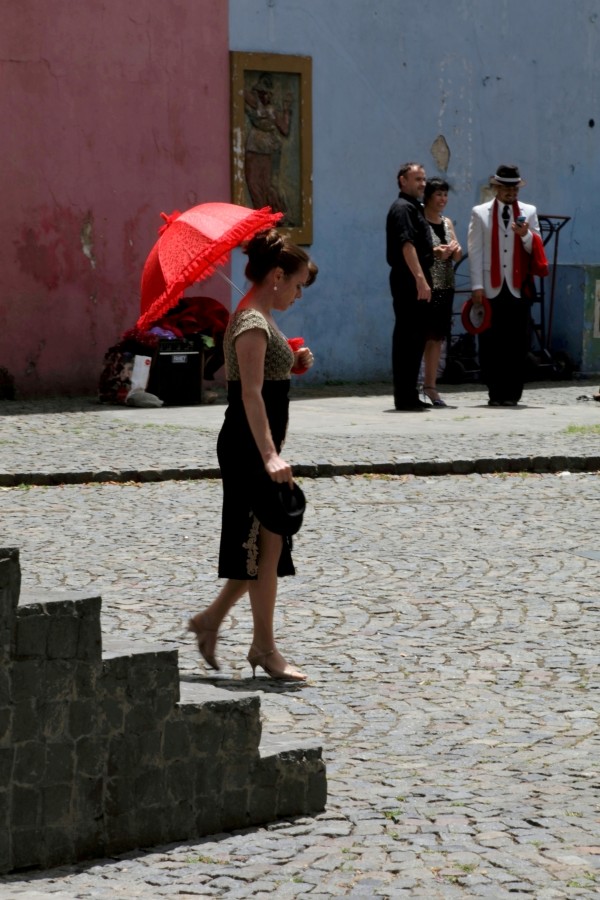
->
[244,72,293,222]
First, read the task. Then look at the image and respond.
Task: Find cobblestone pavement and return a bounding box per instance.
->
[0,382,599,483]
[0,382,599,898]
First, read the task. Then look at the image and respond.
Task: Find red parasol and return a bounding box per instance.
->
[137,202,283,330]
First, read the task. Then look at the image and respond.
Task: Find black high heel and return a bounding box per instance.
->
[423,385,448,408]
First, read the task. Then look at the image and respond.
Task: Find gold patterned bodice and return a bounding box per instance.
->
[224,308,294,381]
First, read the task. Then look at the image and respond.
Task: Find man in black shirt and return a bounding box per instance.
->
[386,162,434,410]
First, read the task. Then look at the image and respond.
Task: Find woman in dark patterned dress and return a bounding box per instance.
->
[422,178,462,407]
[188,229,317,681]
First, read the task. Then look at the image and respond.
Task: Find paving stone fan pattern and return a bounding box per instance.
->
[0,382,599,897]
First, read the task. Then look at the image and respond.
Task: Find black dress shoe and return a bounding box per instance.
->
[395,400,430,411]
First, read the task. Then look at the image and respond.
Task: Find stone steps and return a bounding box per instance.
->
[0,547,326,873]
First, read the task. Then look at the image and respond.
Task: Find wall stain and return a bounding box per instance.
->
[431,134,450,172]
[15,207,97,291]
[16,228,61,291]
[121,205,152,322]
[25,339,47,379]
[80,213,96,269]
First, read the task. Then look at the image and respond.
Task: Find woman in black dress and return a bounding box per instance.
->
[422,178,462,407]
[188,229,317,681]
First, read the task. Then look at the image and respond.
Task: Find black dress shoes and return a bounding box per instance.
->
[395,399,430,411]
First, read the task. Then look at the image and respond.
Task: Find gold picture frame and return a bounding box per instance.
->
[231,51,313,245]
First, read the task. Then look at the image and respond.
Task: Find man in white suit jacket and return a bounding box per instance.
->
[468,164,541,406]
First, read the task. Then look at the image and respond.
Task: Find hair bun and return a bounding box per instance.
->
[243,227,281,255]
[260,228,284,258]
[243,227,314,285]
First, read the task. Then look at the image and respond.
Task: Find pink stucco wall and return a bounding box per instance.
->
[0,0,230,396]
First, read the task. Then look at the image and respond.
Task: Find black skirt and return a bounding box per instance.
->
[425,288,454,340]
[216,380,295,579]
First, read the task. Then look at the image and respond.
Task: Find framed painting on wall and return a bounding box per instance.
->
[231,51,313,245]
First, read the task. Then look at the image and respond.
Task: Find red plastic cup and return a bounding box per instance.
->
[287,336,308,375]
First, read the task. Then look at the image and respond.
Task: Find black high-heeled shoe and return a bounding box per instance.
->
[423,386,448,408]
[188,616,220,671]
[247,645,307,682]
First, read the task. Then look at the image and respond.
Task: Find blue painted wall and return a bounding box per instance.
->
[553,266,600,373]
[230,0,600,379]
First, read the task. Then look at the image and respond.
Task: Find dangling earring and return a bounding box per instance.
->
[273,285,278,292]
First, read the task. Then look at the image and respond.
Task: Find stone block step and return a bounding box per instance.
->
[0,548,327,873]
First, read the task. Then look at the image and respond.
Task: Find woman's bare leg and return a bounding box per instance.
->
[197,579,249,629]
[247,527,306,680]
[189,578,248,669]
[423,338,443,397]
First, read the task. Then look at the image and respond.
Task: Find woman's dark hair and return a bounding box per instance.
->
[423,177,450,201]
[244,228,318,286]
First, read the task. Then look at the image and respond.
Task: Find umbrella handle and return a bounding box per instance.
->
[217,269,245,297]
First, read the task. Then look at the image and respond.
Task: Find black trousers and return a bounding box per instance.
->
[391,277,429,408]
[478,285,530,403]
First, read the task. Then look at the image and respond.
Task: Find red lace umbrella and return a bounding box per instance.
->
[136,202,283,330]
